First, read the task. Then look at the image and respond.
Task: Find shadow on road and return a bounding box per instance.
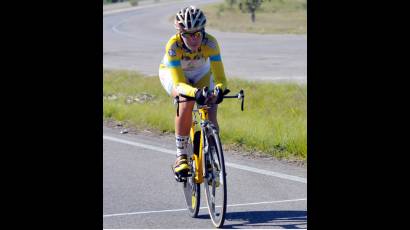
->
[197,210,307,229]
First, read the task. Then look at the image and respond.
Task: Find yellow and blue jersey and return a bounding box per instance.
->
[159,32,227,97]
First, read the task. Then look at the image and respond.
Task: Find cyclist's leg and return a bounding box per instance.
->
[159,66,194,175]
[208,104,219,131]
[159,66,195,136]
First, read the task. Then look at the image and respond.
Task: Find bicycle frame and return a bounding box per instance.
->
[175,89,244,184]
[190,105,210,185]
[175,88,244,227]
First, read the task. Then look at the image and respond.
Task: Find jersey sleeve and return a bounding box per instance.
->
[163,36,197,97]
[205,35,228,91]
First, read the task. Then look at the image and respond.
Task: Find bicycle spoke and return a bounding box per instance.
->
[182,138,200,218]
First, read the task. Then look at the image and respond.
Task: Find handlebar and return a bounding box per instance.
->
[174,88,245,116]
[223,89,245,111]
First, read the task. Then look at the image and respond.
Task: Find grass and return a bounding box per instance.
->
[103,70,307,161]
[201,0,307,34]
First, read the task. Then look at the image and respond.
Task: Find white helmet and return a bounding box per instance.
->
[174,6,206,33]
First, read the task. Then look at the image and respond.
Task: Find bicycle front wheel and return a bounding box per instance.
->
[204,128,227,228]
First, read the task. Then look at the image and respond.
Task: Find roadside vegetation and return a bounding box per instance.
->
[202,0,307,34]
[103,70,307,161]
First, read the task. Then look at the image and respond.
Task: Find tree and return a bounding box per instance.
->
[243,0,263,22]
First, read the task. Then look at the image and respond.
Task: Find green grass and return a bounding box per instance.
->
[103,70,307,161]
[202,0,307,34]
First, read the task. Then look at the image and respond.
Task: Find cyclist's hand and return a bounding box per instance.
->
[214,86,224,104]
[195,87,207,105]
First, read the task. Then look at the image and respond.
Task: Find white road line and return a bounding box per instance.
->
[225,162,307,184]
[103,135,307,183]
[103,0,204,16]
[104,208,187,218]
[103,1,178,16]
[226,198,306,208]
[104,135,175,154]
[112,19,138,39]
[107,0,220,39]
[103,198,306,218]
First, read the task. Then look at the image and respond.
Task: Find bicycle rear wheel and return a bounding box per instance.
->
[204,128,227,228]
[182,131,201,217]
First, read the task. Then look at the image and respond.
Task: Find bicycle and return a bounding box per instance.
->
[172,87,245,228]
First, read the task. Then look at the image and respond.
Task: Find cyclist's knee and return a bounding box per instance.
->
[179,100,195,110]
[209,104,218,119]
[176,101,195,120]
[208,106,219,130]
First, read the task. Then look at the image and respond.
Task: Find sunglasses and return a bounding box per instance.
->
[180,30,203,39]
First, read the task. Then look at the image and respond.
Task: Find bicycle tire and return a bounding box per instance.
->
[182,131,201,218]
[203,126,227,228]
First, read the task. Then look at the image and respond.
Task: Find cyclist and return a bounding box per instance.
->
[158,5,228,180]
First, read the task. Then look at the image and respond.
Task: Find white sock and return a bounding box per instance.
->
[175,135,189,157]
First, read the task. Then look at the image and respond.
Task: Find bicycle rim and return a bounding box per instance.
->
[204,131,227,228]
[182,172,200,217]
[182,132,201,217]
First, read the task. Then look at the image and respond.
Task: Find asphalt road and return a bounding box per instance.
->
[103,126,307,229]
[103,0,307,83]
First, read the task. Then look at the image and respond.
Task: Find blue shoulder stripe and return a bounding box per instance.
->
[210,54,221,62]
[166,60,181,67]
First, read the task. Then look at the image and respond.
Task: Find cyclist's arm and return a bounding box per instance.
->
[206,35,228,91]
[164,38,197,97]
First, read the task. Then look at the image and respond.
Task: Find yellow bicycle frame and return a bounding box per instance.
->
[190,106,209,184]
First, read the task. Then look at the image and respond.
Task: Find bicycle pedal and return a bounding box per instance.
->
[174,174,187,182]
[176,170,191,178]
[171,165,191,182]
